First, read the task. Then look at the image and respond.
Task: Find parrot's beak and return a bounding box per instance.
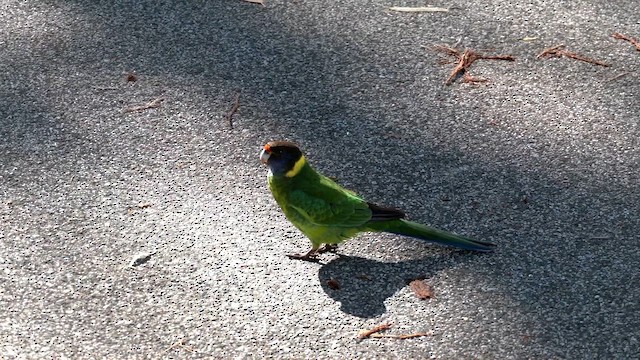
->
[260,149,270,164]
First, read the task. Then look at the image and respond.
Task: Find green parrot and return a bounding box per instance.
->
[260,141,496,260]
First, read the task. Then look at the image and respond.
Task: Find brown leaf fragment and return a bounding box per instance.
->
[537,44,609,67]
[326,278,340,290]
[358,323,392,339]
[409,279,434,299]
[126,73,138,82]
[612,32,640,51]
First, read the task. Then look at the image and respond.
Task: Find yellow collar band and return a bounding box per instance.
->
[285,155,306,177]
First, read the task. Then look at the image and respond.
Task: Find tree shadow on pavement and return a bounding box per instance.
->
[2,1,638,358]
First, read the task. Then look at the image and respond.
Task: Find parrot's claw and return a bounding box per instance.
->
[286,250,320,262]
[287,244,338,261]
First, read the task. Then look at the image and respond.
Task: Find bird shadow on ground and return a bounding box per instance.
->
[317,252,480,318]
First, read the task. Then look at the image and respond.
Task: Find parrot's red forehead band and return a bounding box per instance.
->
[264,144,272,152]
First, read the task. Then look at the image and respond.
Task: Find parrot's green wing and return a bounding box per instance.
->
[286,177,373,228]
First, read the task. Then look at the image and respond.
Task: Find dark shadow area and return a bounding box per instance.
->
[317,253,480,318]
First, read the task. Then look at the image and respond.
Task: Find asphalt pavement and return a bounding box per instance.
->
[1,0,639,358]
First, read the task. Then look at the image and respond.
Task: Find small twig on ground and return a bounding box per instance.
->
[537,44,610,67]
[452,37,463,48]
[224,93,241,129]
[358,323,393,339]
[242,0,265,5]
[606,71,631,82]
[95,86,119,92]
[359,323,434,340]
[389,6,449,12]
[433,45,515,85]
[612,32,640,51]
[462,73,488,83]
[369,330,435,339]
[157,338,195,357]
[123,97,165,113]
[537,44,565,57]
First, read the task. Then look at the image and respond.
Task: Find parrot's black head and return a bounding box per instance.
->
[260,141,305,177]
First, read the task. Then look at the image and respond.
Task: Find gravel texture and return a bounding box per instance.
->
[1,0,639,358]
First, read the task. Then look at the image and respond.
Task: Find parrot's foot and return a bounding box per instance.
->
[318,244,338,254]
[287,245,338,262]
[287,249,320,262]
